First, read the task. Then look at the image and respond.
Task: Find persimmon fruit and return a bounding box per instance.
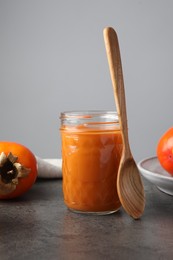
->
[157,128,173,176]
[0,141,37,199]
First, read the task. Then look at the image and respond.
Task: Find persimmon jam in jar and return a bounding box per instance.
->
[60,111,123,215]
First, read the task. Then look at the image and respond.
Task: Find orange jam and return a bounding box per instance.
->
[60,111,122,214]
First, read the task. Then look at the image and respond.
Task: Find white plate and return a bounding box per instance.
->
[138,157,173,196]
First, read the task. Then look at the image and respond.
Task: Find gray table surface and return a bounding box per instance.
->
[0,178,172,260]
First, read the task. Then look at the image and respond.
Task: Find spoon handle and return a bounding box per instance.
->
[103,27,131,157]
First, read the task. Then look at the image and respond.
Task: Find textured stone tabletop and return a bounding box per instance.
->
[0,178,173,260]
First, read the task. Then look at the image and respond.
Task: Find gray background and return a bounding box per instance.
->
[0,0,173,162]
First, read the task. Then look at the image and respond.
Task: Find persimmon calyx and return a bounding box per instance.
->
[0,152,31,195]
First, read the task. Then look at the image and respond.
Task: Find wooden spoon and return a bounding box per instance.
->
[103,27,145,219]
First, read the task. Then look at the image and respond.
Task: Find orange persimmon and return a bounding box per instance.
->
[157,128,173,176]
[0,141,37,199]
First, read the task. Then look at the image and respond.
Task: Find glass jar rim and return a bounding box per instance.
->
[60,110,120,132]
[60,110,119,120]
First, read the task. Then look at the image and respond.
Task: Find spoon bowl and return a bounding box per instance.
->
[103,27,145,219]
[117,156,145,219]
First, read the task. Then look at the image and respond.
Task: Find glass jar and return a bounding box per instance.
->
[60,110,123,215]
